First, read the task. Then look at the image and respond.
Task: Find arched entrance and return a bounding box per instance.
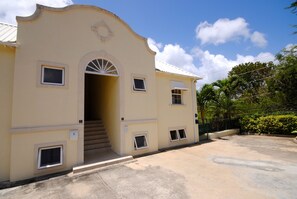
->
[83,58,120,163]
[84,58,119,121]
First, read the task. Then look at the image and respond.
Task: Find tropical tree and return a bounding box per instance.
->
[211,78,239,120]
[228,62,275,103]
[196,84,216,124]
[268,45,297,110]
[287,1,297,34]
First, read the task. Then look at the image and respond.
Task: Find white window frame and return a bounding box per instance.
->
[134,134,149,150]
[178,129,187,140]
[169,130,179,141]
[169,128,187,142]
[172,89,182,105]
[133,77,146,92]
[38,145,63,169]
[41,65,65,86]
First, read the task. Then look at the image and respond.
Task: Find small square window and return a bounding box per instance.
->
[178,129,187,139]
[41,66,64,86]
[133,78,146,91]
[170,130,179,141]
[134,135,148,149]
[38,146,63,169]
[172,89,182,104]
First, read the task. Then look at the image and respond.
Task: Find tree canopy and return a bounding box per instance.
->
[196,45,297,123]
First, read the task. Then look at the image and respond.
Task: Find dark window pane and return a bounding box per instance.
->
[170,130,178,140]
[172,95,182,104]
[134,79,145,90]
[172,89,182,104]
[135,136,147,148]
[178,129,186,139]
[172,89,181,94]
[43,68,63,84]
[40,147,61,167]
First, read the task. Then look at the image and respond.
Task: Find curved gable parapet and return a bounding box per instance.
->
[16,4,156,55]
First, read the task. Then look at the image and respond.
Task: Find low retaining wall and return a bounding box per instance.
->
[200,129,240,140]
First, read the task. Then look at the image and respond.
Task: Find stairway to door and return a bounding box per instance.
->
[84,120,111,156]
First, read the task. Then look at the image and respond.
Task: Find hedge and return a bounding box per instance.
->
[240,115,297,135]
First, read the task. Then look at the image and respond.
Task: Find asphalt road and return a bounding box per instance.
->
[1,135,297,199]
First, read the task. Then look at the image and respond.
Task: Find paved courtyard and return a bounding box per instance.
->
[1,135,297,199]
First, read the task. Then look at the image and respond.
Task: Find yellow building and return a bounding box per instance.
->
[0,4,200,182]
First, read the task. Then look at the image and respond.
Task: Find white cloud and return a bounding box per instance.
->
[193,48,275,86]
[195,17,268,48]
[0,0,73,24]
[196,18,250,45]
[148,38,198,75]
[251,31,267,48]
[148,38,275,87]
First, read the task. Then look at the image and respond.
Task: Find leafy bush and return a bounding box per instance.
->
[240,115,297,134]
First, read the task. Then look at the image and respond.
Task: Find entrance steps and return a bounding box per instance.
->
[84,120,111,152]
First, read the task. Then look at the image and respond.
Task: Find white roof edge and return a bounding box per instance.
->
[0,41,17,47]
[155,60,202,80]
[0,22,17,27]
[0,22,17,44]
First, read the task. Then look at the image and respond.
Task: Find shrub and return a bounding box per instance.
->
[240,115,297,135]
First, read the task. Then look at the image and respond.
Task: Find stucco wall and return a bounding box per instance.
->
[0,45,15,182]
[156,72,198,149]
[88,75,121,154]
[10,129,81,182]
[12,6,155,128]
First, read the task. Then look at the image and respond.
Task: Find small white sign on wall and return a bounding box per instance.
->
[69,129,79,140]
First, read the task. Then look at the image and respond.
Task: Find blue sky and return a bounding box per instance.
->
[1,0,296,85]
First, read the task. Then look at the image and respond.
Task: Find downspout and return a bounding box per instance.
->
[191,79,198,143]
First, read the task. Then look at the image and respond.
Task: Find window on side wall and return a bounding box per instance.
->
[41,66,65,86]
[134,135,148,150]
[172,89,182,104]
[38,146,63,169]
[178,129,187,139]
[133,78,146,92]
[169,129,187,141]
[170,130,179,141]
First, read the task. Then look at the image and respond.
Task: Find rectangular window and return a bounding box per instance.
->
[172,89,182,104]
[169,129,187,141]
[134,135,148,149]
[178,129,187,139]
[38,146,63,169]
[133,78,146,91]
[41,66,64,86]
[170,130,179,141]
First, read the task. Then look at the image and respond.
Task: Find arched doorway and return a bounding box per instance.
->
[84,58,119,121]
[83,58,120,163]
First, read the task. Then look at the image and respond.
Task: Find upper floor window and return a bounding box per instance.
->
[41,66,65,86]
[133,78,146,92]
[172,89,182,104]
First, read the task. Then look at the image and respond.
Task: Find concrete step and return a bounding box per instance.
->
[84,134,108,141]
[85,130,107,136]
[84,138,109,145]
[84,126,106,132]
[84,143,111,151]
[84,120,103,125]
[84,123,104,128]
[73,155,134,174]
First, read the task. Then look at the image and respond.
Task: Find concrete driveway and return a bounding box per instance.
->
[1,135,297,199]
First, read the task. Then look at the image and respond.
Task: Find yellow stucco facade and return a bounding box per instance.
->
[0,4,199,182]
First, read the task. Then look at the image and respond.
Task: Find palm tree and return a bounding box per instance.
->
[212,78,239,120]
[196,84,216,124]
